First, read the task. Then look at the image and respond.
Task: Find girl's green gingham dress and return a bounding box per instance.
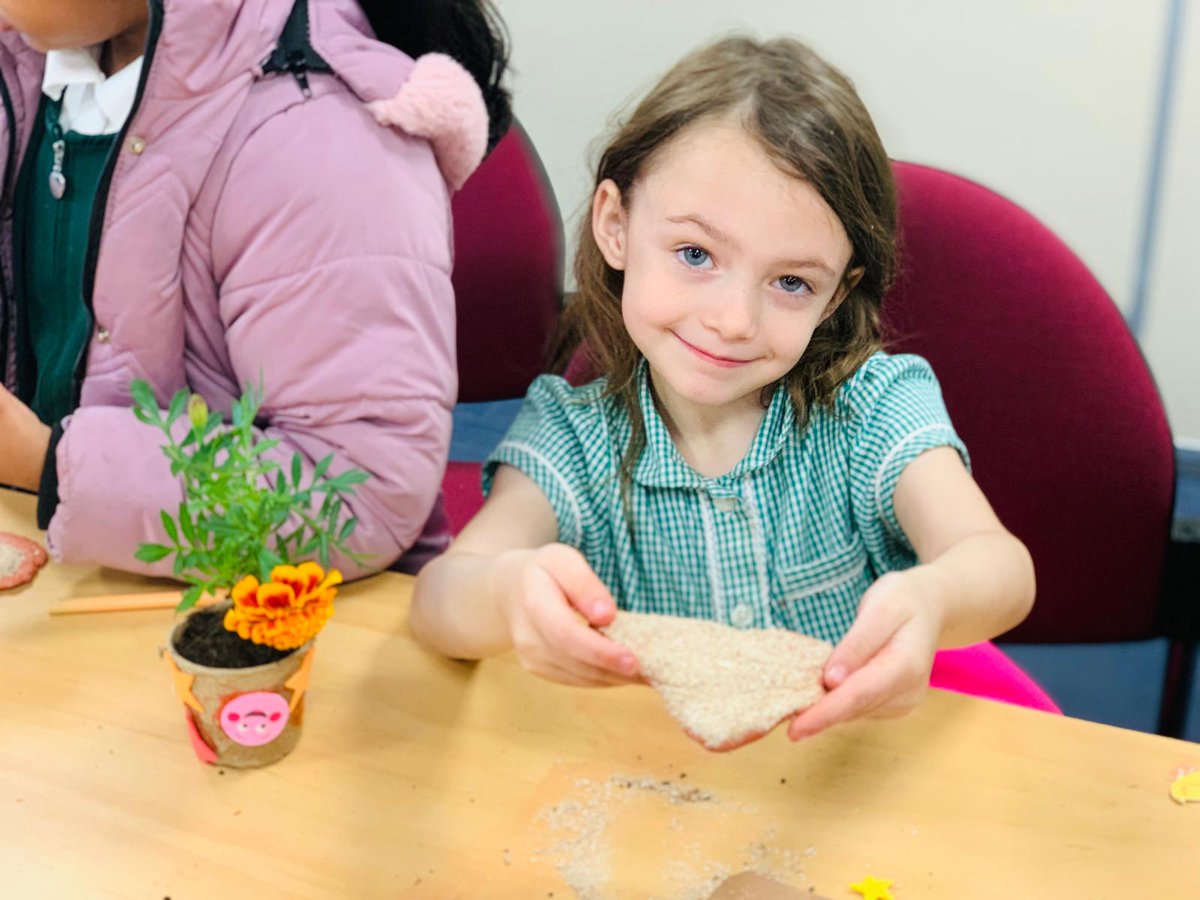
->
[484,352,968,643]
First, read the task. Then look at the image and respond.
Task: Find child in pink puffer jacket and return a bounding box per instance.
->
[0,0,510,575]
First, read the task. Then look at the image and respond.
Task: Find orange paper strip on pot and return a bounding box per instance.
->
[163,653,204,713]
[284,647,316,712]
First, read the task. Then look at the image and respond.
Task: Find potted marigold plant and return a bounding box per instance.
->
[131,380,368,768]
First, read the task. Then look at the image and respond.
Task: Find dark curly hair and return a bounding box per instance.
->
[357,0,513,153]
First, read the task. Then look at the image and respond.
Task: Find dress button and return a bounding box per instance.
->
[127,136,147,155]
[730,604,755,629]
[96,326,111,344]
[712,495,740,513]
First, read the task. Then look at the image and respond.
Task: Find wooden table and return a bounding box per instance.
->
[1,489,1197,898]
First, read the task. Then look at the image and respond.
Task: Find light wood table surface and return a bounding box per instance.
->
[1,488,1197,898]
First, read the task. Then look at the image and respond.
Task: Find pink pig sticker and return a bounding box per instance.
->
[219,691,290,746]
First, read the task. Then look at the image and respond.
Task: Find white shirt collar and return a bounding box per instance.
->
[42,47,144,136]
[42,47,105,100]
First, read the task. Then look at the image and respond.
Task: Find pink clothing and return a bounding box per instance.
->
[932,643,1061,714]
[0,0,488,577]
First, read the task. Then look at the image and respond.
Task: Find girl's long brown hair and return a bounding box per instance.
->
[550,36,897,490]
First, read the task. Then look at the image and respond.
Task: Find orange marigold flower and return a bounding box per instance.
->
[224,561,341,651]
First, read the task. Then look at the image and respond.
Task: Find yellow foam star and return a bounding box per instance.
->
[850,875,894,900]
[284,647,316,712]
[163,654,203,713]
[1169,770,1200,805]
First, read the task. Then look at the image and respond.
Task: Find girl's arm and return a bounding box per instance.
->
[0,386,50,492]
[888,445,1035,648]
[43,92,454,577]
[410,465,640,686]
[788,446,1035,739]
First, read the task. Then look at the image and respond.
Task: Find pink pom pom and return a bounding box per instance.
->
[366,53,488,191]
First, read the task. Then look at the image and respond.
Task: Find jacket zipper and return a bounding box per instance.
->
[3,71,45,399]
[0,74,16,390]
[260,0,332,98]
[73,0,325,406]
[277,50,313,98]
[0,73,18,206]
[73,0,164,407]
[47,121,67,200]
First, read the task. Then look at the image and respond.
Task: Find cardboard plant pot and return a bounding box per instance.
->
[162,605,316,769]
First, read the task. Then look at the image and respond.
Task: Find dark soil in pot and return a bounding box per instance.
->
[174,608,290,668]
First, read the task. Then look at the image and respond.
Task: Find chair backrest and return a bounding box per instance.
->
[883,161,1176,642]
[450,122,564,402]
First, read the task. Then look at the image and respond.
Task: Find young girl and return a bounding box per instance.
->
[410,36,1036,741]
[0,0,509,576]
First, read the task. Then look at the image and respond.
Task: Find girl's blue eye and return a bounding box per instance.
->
[775,275,811,295]
[677,246,712,269]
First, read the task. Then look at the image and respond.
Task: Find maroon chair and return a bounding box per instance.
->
[442,122,563,530]
[451,122,563,402]
[884,161,1196,736]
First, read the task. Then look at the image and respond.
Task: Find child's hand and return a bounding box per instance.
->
[501,543,641,688]
[0,386,50,492]
[786,568,943,741]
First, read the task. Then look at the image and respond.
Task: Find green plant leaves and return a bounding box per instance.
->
[258,547,284,582]
[129,379,159,418]
[178,585,203,612]
[312,455,331,483]
[160,510,179,545]
[167,389,188,427]
[130,380,373,612]
[134,543,172,563]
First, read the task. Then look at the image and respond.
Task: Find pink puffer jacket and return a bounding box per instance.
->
[0,0,488,576]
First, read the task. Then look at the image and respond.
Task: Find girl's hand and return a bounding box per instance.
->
[0,386,50,492]
[501,543,641,687]
[787,567,944,741]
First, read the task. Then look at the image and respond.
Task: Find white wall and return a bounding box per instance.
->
[1144,2,1200,439]
[497,0,1200,437]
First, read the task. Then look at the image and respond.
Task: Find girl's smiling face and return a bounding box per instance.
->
[591,119,858,421]
[0,0,147,53]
